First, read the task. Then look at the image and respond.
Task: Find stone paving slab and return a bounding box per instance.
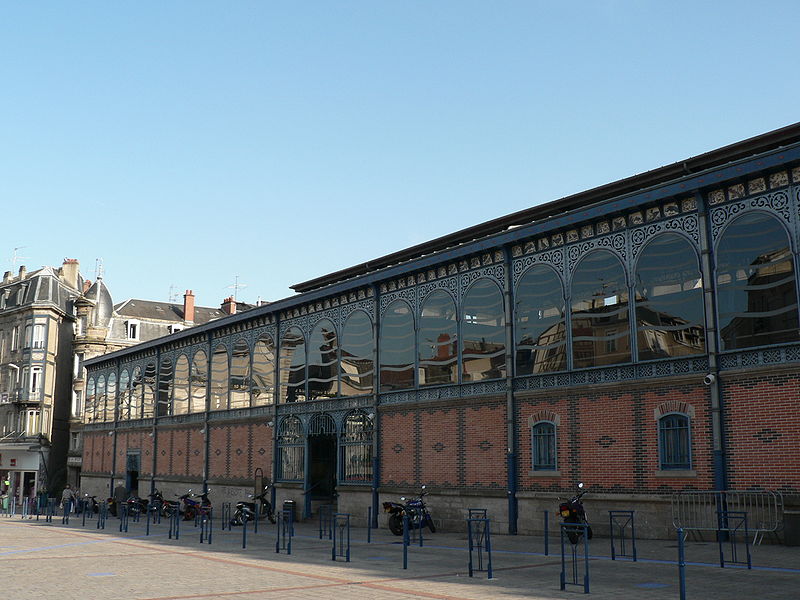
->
[2,514,798,599]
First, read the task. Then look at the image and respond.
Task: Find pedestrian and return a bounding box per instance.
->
[61,484,76,514]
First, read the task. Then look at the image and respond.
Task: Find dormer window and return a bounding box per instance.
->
[169,324,184,334]
[125,319,140,341]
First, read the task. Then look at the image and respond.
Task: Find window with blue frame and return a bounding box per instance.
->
[658,413,691,470]
[531,421,557,471]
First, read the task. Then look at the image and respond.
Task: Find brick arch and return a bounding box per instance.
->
[528,410,561,426]
[654,401,695,420]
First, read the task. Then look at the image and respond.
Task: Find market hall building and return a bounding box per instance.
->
[80,124,800,538]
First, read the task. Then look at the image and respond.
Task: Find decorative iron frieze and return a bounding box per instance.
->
[567,232,627,277]
[630,214,700,262]
[512,248,565,288]
[710,190,792,243]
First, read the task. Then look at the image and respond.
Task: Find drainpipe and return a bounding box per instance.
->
[503,245,518,534]
[697,191,728,491]
[203,332,212,494]
[371,283,380,528]
[270,314,280,512]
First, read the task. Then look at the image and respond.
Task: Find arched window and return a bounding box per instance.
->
[173,355,190,415]
[84,377,96,424]
[277,416,304,481]
[308,319,338,400]
[658,413,691,470]
[531,421,557,471]
[418,291,458,385]
[636,234,705,360]
[716,212,799,350]
[157,358,173,417]
[142,362,156,418]
[118,369,130,421]
[462,279,506,381]
[190,350,208,413]
[516,266,566,375]
[230,339,251,409]
[340,410,373,482]
[571,251,630,368]
[95,375,106,423]
[106,372,117,422]
[340,311,374,396]
[252,335,275,406]
[130,366,143,419]
[379,300,415,391]
[280,327,306,402]
[210,345,229,410]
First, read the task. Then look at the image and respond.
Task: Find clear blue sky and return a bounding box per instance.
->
[3,1,799,309]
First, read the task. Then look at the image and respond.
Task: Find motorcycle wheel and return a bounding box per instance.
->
[268,512,277,524]
[426,516,436,533]
[388,513,404,536]
[184,506,196,521]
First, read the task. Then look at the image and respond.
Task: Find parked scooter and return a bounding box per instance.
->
[81,494,99,515]
[178,489,212,521]
[383,485,436,536]
[559,482,593,544]
[125,494,149,517]
[230,483,276,526]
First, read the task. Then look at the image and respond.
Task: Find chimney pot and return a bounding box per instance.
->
[183,289,196,323]
[222,296,236,315]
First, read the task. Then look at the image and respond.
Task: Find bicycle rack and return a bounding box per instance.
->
[275,508,293,555]
[467,517,493,579]
[97,502,107,530]
[677,527,687,600]
[609,510,637,561]
[319,503,334,540]
[119,503,129,532]
[221,502,231,531]
[61,502,70,525]
[717,510,751,569]
[46,498,56,523]
[560,522,590,594]
[168,509,181,540]
[331,513,350,562]
[199,508,213,544]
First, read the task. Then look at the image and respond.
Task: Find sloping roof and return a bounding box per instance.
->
[114,299,225,324]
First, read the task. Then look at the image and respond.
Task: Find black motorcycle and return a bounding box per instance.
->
[230,484,276,526]
[81,494,99,515]
[383,485,436,536]
[559,482,593,544]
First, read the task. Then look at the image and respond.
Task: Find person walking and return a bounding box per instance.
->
[61,484,76,514]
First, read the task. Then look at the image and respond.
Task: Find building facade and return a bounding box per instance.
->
[81,124,800,538]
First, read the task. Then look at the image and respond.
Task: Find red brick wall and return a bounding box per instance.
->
[418,407,459,487]
[208,425,227,479]
[463,403,506,488]
[724,372,800,491]
[380,410,416,486]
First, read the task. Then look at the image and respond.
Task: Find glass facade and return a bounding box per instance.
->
[380,300,415,391]
[340,311,373,396]
[462,279,506,381]
[308,319,338,400]
[516,266,567,374]
[418,291,458,385]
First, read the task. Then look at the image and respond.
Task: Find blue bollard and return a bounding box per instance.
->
[678,528,686,600]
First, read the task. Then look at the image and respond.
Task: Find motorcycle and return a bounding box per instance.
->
[179,489,212,521]
[383,485,436,536]
[125,494,149,517]
[230,483,276,526]
[81,494,99,515]
[559,482,593,544]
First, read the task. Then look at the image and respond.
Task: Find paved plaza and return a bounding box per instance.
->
[1,512,798,599]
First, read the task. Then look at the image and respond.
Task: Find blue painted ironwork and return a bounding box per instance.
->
[241,515,249,548]
[331,513,351,562]
[366,506,372,543]
[221,502,231,531]
[717,510,751,569]
[61,502,70,525]
[468,508,487,519]
[97,502,107,530]
[677,527,687,600]
[119,503,129,533]
[609,510,637,561]
[544,510,549,556]
[45,498,56,523]
[560,522,590,594]
[402,514,409,570]
[467,517,493,579]
[276,508,293,555]
[319,503,334,540]
[168,509,181,539]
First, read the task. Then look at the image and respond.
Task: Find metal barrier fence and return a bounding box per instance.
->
[276,508,293,554]
[560,522,590,594]
[672,490,783,544]
[319,504,333,540]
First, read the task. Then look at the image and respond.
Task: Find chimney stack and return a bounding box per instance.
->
[221,296,237,315]
[2,271,11,285]
[61,258,80,290]
[17,265,26,281]
[83,279,92,294]
[183,290,195,323]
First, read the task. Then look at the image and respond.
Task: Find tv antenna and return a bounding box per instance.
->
[95,258,104,279]
[10,246,29,268]
[168,284,179,303]
[226,275,248,301]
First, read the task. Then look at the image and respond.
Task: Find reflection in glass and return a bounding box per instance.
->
[84,377,95,424]
[118,369,130,421]
[143,363,156,418]
[341,410,373,482]
[157,359,173,417]
[106,372,117,422]
[280,327,306,402]
[190,350,208,413]
[418,291,457,385]
[462,279,506,381]
[717,212,799,350]
[277,416,304,480]
[131,366,143,419]
[635,234,705,360]
[571,251,630,368]
[96,375,106,423]
[515,266,566,374]
[230,339,251,409]
[308,319,338,400]
[380,300,415,391]
[173,355,190,415]
[210,345,229,410]
[252,335,275,406]
[340,311,374,396]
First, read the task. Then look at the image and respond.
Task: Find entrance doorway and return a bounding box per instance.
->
[126,452,140,495]
[307,413,337,502]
